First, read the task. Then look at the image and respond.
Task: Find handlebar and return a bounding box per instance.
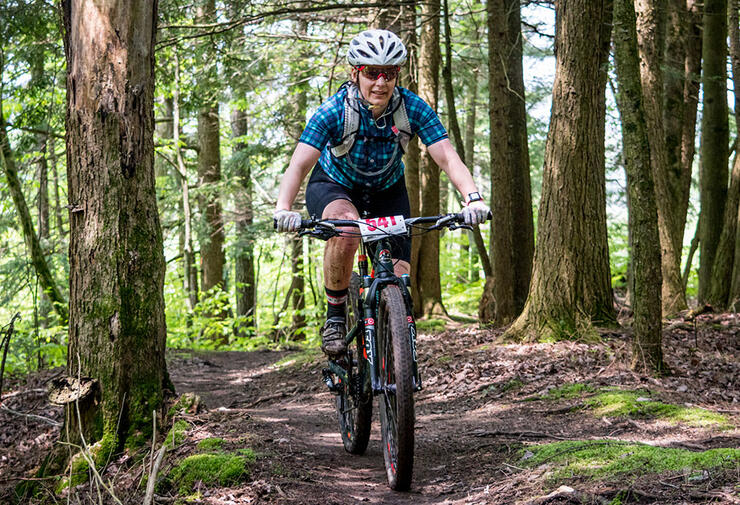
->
[273,212,492,238]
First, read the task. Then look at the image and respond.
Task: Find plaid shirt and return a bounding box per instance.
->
[299,84,448,191]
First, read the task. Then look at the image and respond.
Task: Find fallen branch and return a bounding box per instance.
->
[469,429,568,441]
[244,388,298,409]
[0,404,61,426]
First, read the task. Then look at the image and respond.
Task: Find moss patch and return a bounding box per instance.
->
[416,318,446,332]
[196,438,225,452]
[166,453,250,494]
[166,420,189,447]
[586,390,732,428]
[543,382,596,400]
[520,440,740,481]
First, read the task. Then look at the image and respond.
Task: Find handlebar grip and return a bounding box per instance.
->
[487,210,492,221]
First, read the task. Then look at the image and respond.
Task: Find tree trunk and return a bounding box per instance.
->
[697,0,729,301]
[370,0,401,31]
[614,0,666,374]
[231,107,256,334]
[404,3,423,307]
[197,105,225,296]
[287,15,309,338]
[635,0,687,316]
[416,0,445,317]
[36,130,52,328]
[60,0,169,458]
[174,54,199,313]
[505,0,534,314]
[196,0,226,332]
[710,0,740,308]
[663,0,700,258]
[505,0,616,341]
[1,112,68,323]
[486,0,516,323]
[464,69,480,283]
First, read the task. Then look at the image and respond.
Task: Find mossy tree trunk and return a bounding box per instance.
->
[61,0,169,455]
[415,0,445,318]
[614,0,666,374]
[698,0,729,301]
[504,0,616,341]
[635,0,687,316]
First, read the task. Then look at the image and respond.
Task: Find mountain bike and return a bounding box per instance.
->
[291,212,478,491]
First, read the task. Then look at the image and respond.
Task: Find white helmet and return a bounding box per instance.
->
[347,29,407,67]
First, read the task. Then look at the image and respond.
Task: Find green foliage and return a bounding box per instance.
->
[166,453,251,494]
[519,440,740,481]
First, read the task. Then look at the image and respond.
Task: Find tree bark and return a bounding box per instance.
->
[614,0,666,374]
[196,0,226,330]
[710,0,740,308]
[174,55,198,312]
[505,0,534,314]
[486,0,516,323]
[505,0,616,341]
[287,15,309,338]
[416,0,445,317]
[697,0,729,301]
[635,0,687,316]
[403,3,423,307]
[0,113,68,323]
[231,107,256,334]
[61,0,169,456]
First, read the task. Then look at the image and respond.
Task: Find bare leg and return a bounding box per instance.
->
[322,199,360,290]
[394,260,410,277]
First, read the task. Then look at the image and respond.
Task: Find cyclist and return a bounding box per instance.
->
[274,29,489,356]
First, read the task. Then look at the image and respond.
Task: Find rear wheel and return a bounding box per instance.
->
[377,284,414,491]
[336,272,372,454]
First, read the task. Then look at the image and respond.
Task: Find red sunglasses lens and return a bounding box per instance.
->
[359,66,399,80]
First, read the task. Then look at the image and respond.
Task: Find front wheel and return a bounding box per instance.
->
[336,272,372,454]
[377,284,414,491]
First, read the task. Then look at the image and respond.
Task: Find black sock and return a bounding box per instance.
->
[325,287,348,321]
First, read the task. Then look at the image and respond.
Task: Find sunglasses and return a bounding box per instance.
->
[356,65,400,81]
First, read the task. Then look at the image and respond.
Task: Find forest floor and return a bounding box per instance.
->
[1,314,739,504]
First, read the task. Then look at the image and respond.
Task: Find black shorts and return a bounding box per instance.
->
[306,166,411,262]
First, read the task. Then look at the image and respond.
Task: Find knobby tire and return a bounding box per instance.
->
[378,284,414,491]
[337,272,372,454]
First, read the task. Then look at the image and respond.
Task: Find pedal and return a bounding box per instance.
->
[322,368,342,394]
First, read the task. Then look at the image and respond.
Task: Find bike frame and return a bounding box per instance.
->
[349,236,422,396]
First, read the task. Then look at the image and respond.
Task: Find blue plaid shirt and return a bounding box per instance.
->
[299,84,448,191]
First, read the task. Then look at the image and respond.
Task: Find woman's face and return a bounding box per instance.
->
[352,66,398,112]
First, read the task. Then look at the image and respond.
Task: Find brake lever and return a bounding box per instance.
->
[449,223,473,231]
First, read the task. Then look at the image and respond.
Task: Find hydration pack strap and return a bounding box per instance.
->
[330,84,412,158]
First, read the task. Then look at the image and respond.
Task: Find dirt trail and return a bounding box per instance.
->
[165,325,740,504]
[1,322,738,504]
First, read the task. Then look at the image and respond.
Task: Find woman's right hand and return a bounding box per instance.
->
[273,209,302,232]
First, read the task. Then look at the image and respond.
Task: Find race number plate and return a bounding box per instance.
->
[357,215,406,242]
